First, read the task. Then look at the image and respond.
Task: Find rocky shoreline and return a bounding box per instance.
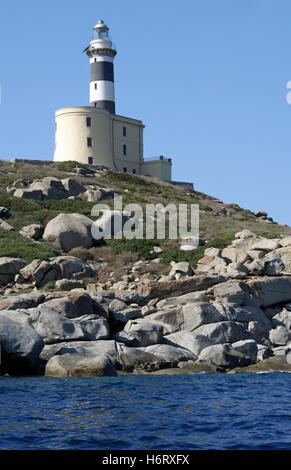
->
[0,229,291,377]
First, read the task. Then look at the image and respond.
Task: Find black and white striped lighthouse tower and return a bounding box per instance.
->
[85,20,117,114]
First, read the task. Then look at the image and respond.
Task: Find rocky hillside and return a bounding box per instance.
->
[0,160,291,376]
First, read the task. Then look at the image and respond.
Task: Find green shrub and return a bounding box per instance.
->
[56,160,87,172]
[105,238,161,260]
[255,230,281,239]
[160,246,205,267]
[0,229,59,263]
[205,231,236,249]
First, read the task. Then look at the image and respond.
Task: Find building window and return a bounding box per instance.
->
[123,126,126,137]
[86,117,91,127]
[87,137,92,147]
[94,83,97,90]
[123,144,127,156]
[123,167,127,172]
[133,169,136,174]
[88,157,93,164]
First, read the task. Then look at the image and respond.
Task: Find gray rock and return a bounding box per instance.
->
[245,259,265,276]
[226,262,248,279]
[231,339,258,363]
[111,307,142,323]
[119,318,164,347]
[269,326,290,346]
[272,309,291,330]
[190,321,250,356]
[246,276,291,307]
[0,257,27,285]
[19,224,44,241]
[146,307,184,334]
[0,207,11,219]
[50,256,94,280]
[197,343,255,369]
[61,178,85,196]
[264,250,285,275]
[257,344,273,361]
[55,279,85,290]
[163,330,199,357]
[116,343,159,371]
[78,318,109,341]
[13,188,43,200]
[222,247,249,264]
[204,247,221,257]
[181,302,225,331]
[0,309,32,327]
[30,181,67,200]
[247,250,265,260]
[109,299,127,313]
[19,259,58,287]
[42,177,65,191]
[45,353,117,377]
[214,302,272,337]
[255,211,268,218]
[251,239,280,252]
[143,344,196,363]
[0,315,44,374]
[82,189,103,202]
[213,280,249,305]
[235,229,256,239]
[31,308,86,344]
[280,237,291,248]
[0,220,15,231]
[0,292,45,311]
[40,339,117,362]
[33,297,80,318]
[156,291,208,309]
[169,262,193,279]
[43,213,94,252]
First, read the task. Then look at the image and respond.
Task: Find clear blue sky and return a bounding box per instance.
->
[1,0,291,226]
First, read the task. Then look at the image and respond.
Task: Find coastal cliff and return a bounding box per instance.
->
[0,160,291,376]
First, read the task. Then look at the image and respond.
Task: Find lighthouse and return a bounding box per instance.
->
[54,20,172,182]
[85,20,117,114]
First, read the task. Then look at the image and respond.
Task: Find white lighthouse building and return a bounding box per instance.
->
[87,20,116,113]
[53,21,172,182]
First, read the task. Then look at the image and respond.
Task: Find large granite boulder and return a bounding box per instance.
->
[45,353,117,377]
[116,319,164,347]
[29,181,67,200]
[43,213,94,252]
[40,339,117,362]
[189,321,251,356]
[197,343,256,370]
[31,308,86,344]
[0,315,44,375]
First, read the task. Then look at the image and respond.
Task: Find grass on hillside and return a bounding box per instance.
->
[0,229,59,263]
[0,160,289,269]
[0,193,96,230]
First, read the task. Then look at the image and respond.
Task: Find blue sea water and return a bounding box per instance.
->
[0,372,290,450]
